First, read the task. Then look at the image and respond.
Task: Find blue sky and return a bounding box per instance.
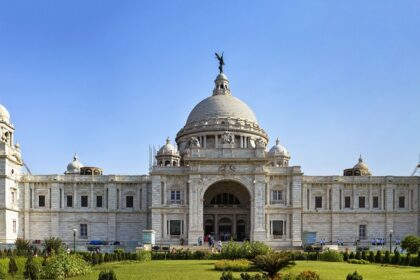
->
[1,1,419,175]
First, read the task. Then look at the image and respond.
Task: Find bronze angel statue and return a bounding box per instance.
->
[215,52,225,73]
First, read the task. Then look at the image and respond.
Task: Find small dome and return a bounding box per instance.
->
[269,138,289,156]
[353,155,369,170]
[216,72,228,81]
[158,137,177,155]
[0,104,11,123]
[66,154,83,174]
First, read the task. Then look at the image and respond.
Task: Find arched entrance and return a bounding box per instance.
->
[203,180,251,241]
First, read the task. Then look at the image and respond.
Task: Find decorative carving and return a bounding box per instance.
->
[222,131,235,144]
[189,137,201,148]
[218,164,236,174]
[255,138,266,148]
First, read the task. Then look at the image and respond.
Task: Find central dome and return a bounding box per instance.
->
[186,94,258,125]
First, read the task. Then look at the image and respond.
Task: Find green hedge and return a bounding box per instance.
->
[214,259,252,271]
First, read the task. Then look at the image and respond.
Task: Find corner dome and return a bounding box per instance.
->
[353,155,369,171]
[269,138,289,156]
[0,104,10,123]
[186,95,258,125]
[66,154,83,174]
[158,137,177,155]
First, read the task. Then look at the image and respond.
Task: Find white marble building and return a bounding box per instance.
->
[1,68,419,248]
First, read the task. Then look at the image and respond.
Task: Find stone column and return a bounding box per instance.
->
[291,175,302,246]
[90,183,94,209]
[253,177,266,241]
[187,176,204,244]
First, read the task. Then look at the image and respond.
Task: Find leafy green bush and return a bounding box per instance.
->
[347,259,370,264]
[220,271,235,280]
[8,257,18,276]
[253,252,294,279]
[401,235,420,254]
[319,250,343,262]
[343,251,349,261]
[349,252,355,259]
[40,251,91,279]
[346,271,363,280]
[296,270,320,280]
[137,250,151,261]
[214,259,252,271]
[98,269,117,280]
[221,241,271,260]
[355,251,361,260]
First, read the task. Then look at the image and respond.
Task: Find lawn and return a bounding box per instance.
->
[70,260,420,280]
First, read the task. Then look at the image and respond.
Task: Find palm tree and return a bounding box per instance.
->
[253,252,294,280]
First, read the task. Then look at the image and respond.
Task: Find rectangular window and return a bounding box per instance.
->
[80,224,88,239]
[359,224,367,239]
[315,196,322,209]
[38,195,45,207]
[11,191,15,204]
[359,196,365,208]
[66,195,73,207]
[81,196,88,207]
[399,196,405,208]
[126,196,134,208]
[345,196,351,208]
[272,220,284,238]
[59,189,62,208]
[170,191,181,203]
[271,190,283,203]
[169,220,181,236]
[13,220,16,233]
[373,196,379,208]
[96,196,103,208]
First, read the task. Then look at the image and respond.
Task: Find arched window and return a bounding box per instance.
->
[210,193,240,205]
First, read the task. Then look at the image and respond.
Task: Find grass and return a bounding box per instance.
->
[69,260,420,280]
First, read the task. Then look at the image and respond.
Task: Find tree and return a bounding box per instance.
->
[253,252,294,280]
[15,238,31,256]
[401,235,420,254]
[8,257,18,277]
[43,237,64,254]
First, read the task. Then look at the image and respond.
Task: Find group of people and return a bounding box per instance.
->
[371,238,401,246]
[202,234,222,253]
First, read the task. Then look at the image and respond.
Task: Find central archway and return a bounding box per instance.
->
[203,180,251,241]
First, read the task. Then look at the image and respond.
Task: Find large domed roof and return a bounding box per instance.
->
[186,94,258,125]
[0,104,10,123]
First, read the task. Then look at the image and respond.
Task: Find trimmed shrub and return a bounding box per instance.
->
[8,257,18,276]
[384,251,390,264]
[296,270,320,280]
[15,238,31,256]
[394,251,401,265]
[214,259,251,271]
[24,256,40,280]
[355,251,361,260]
[343,251,349,261]
[405,253,411,266]
[375,251,382,263]
[368,251,374,263]
[361,251,367,260]
[349,252,355,259]
[346,271,363,280]
[347,259,370,264]
[98,269,117,280]
[319,250,343,262]
[137,250,151,261]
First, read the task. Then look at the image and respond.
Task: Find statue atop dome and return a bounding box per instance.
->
[215,52,225,73]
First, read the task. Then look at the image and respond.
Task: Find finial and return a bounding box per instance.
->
[215,52,225,73]
[359,154,363,162]
[166,137,170,144]
[276,138,280,145]
[73,153,78,161]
